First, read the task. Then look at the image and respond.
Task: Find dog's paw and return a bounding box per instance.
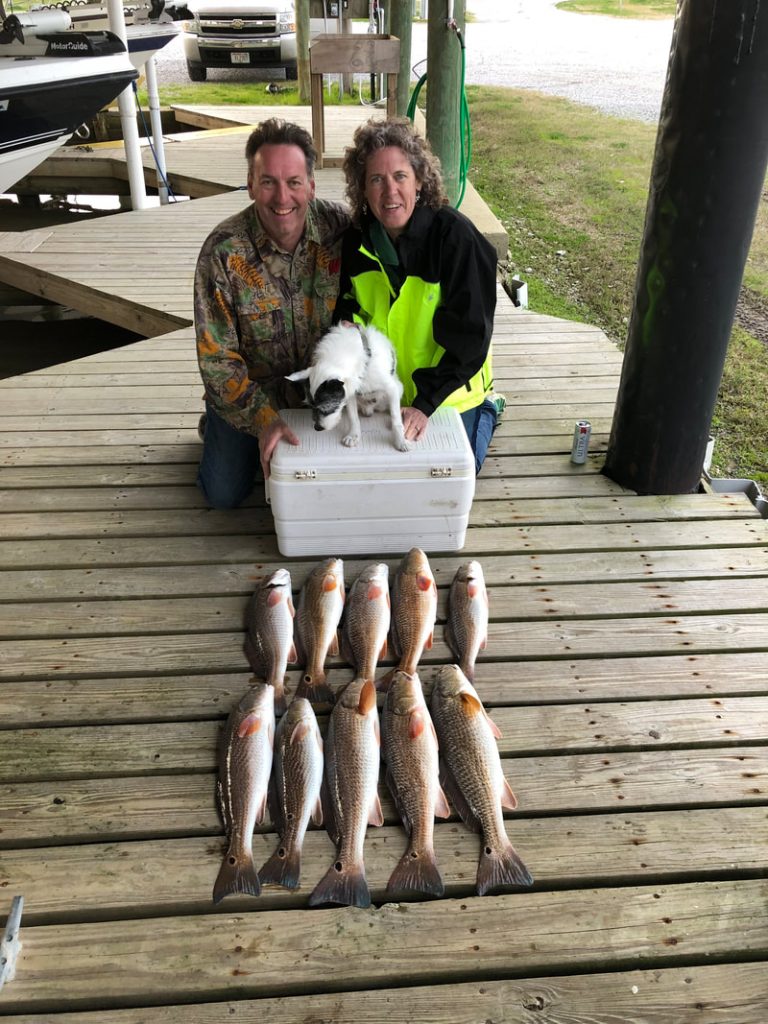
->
[395,439,410,452]
[342,434,360,447]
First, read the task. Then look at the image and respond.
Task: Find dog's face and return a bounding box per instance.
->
[286,368,349,431]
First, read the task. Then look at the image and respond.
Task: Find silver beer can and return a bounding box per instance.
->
[571,420,591,464]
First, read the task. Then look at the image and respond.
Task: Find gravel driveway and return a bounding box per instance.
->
[154,0,674,123]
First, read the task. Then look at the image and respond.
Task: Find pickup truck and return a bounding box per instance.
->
[182,0,298,81]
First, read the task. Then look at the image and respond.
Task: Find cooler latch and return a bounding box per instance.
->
[294,469,317,480]
[430,467,453,478]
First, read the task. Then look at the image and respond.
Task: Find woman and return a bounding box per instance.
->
[335,117,502,472]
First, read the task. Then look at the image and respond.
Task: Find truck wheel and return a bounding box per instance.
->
[187,61,207,82]
[285,65,298,80]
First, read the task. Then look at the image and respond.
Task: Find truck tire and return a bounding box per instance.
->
[285,64,298,80]
[187,61,207,82]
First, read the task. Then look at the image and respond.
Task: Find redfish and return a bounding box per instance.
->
[387,547,437,681]
[294,557,345,706]
[244,568,296,714]
[259,697,324,890]
[430,664,533,896]
[213,682,275,904]
[382,670,450,897]
[444,560,489,681]
[309,677,383,909]
[341,562,390,684]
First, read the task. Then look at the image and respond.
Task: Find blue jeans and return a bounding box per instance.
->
[461,398,499,474]
[197,402,262,509]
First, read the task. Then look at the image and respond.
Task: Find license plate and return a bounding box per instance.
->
[230,52,250,64]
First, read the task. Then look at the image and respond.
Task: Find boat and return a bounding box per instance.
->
[28,0,188,69]
[0,9,139,193]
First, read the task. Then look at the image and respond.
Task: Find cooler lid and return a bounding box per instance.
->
[269,406,475,485]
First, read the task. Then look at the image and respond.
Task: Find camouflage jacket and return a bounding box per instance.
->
[194,199,350,435]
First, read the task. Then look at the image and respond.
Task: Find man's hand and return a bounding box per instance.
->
[401,406,429,442]
[259,416,299,479]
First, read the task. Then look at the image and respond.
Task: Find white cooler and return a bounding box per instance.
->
[267,406,475,557]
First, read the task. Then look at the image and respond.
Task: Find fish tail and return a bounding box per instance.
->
[212,847,261,904]
[308,857,370,909]
[270,681,287,716]
[476,840,533,896]
[258,841,301,890]
[294,673,336,706]
[386,844,444,898]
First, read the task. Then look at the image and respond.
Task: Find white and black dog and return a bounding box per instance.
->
[286,322,408,451]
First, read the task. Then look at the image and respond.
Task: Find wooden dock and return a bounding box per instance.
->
[0,108,767,1022]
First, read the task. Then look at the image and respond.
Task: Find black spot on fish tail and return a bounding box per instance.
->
[258,841,301,890]
[212,847,261,904]
[308,856,370,909]
[386,844,444,898]
[476,840,533,897]
[294,674,336,707]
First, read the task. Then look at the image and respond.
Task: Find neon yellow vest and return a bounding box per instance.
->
[350,247,493,414]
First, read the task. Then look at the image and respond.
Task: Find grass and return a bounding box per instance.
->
[556,0,676,17]
[465,85,768,486]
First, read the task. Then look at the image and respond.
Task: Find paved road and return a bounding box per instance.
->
[155,0,674,123]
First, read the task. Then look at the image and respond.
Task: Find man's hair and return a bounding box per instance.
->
[342,117,448,224]
[245,118,317,176]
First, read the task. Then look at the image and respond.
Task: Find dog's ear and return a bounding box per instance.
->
[285,368,310,382]
[315,379,346,407]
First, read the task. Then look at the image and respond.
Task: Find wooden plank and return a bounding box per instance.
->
[2,748,765,844]
[2,697,766,781]
[2,578,767,641]
[2,962,766,1024]
[3,881,766,1012]
[2,652,766,728]
[1,808,764,923]
[1,613,768,679]
[0,521,764,571]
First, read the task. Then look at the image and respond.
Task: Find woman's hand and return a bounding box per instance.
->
[401,406,429,442]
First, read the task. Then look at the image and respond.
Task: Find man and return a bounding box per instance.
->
[194,118,350,507]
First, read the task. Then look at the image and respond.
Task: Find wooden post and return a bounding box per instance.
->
[426,0,463,205]
[309,35,400,167]
[296,0,311,104]
[604,0,768,494]
[388,0,413,117]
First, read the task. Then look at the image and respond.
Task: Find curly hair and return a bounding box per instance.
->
[245,118,317,177]
[342,117,448,224]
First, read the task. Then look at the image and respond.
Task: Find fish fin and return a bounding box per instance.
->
[258,841,301,890]
[288,595,296,617]
[476,839,533,896]
[329,631,340,656]
[485,710,502,740]
[308,857,370,909]
[320,779,339,846]
[358,679,377,714]
[435,786,452,819]
[255,790,269,826]
[295,675,336,707]
[389,617,401,659]
[311,795,323,827]
[212,847,261,904]
[368,793,384,827]
[288,642,298,664]
[440,759,481,833]
[377,667,395,693]
[215,778,229,830]
[409,709,426,739]
[424,629,434,651]
[461,661,475,683]
[386,844,444,898]
[501,777,519,810]
[480,635,488,650]
[459,691,484,718]
[379,638,388,660]
[289,721,311,744]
